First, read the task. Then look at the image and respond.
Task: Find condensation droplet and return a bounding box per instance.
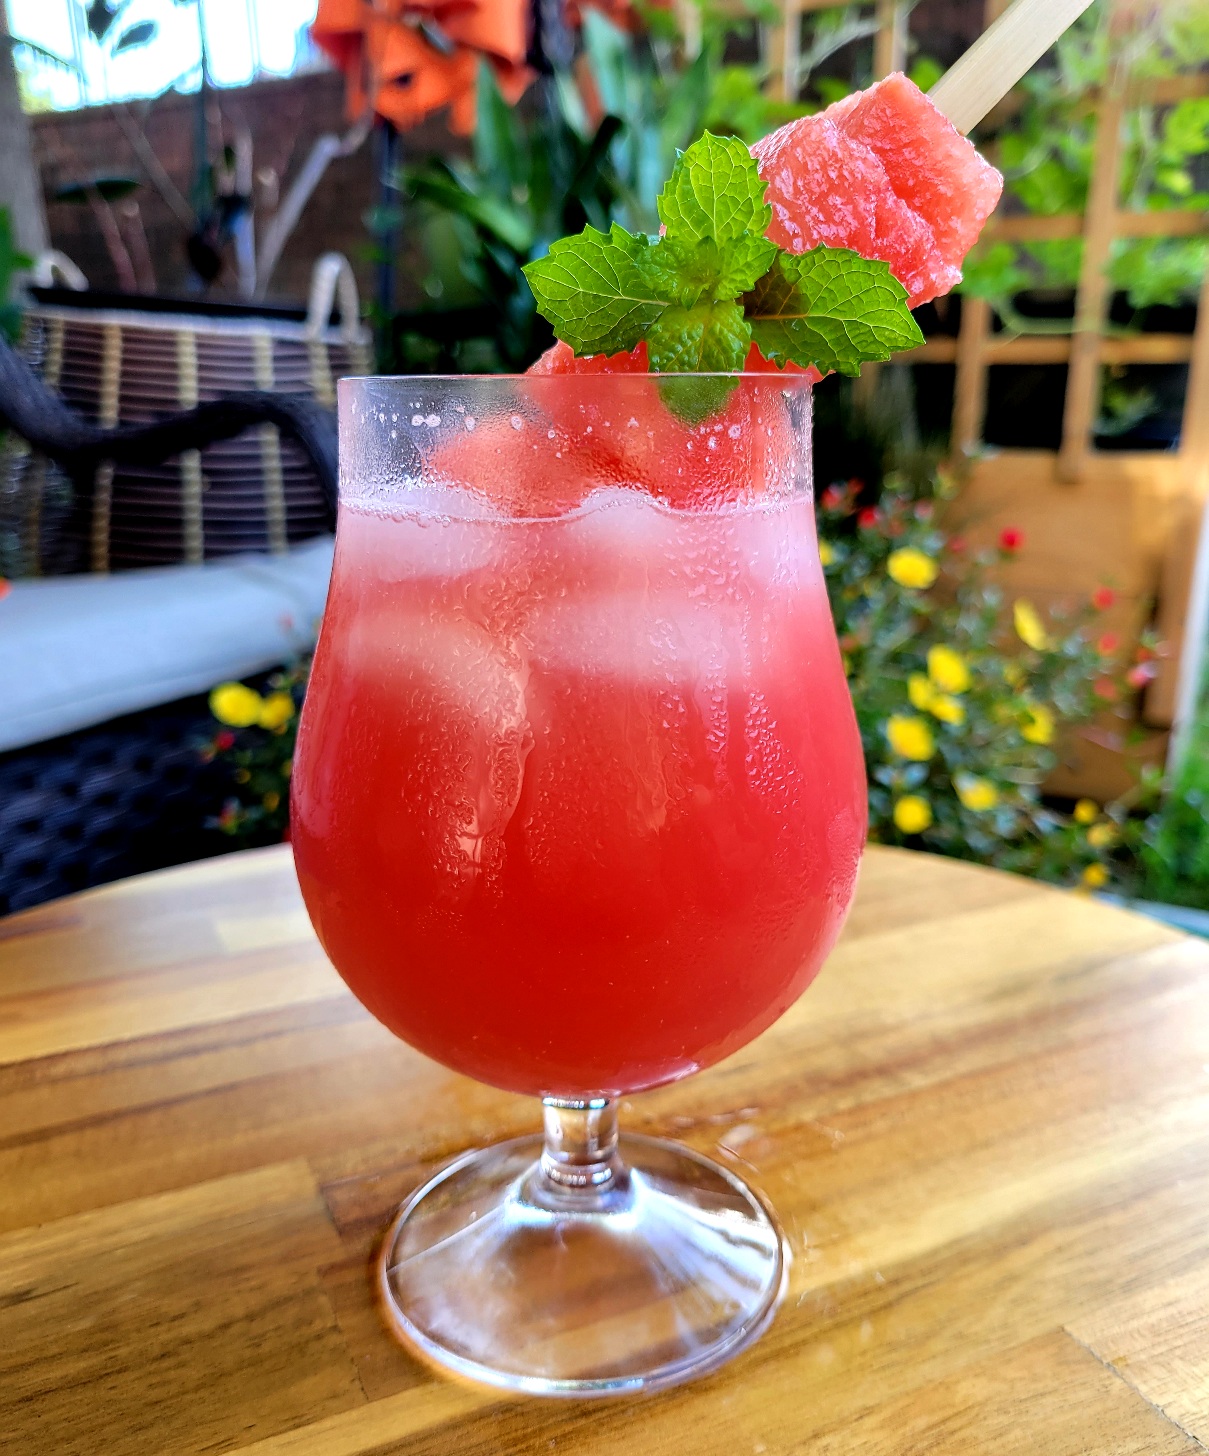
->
[510,415,524,431]
[464,416,477,431]
[425,413,440,427]
[412,414,424,426]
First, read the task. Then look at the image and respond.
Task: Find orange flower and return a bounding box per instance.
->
[312,0,532,135]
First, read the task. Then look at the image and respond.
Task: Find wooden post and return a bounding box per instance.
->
[1057,91,1126,481]
[873,0,908,78]
[1164,497,1209,774]
[765,0,800,104]
[951,295,991,459]
[1180,256,1209,494]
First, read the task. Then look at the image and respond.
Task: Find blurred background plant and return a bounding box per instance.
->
[204,665,306,845]
[0,205,30,340]
[1108,674,1209,913]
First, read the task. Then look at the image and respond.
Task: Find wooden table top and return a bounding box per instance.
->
[3,844,1209,1455]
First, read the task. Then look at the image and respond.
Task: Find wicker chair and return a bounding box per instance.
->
[0,336,337,913]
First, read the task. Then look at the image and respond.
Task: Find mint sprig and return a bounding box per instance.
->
[522,131,925,398]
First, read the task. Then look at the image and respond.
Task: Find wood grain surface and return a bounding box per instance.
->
[3,844,1209,1454]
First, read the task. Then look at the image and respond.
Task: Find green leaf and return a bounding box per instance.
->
[645,300,751,372]
[656,132,772,249]
[522,223,670,356]
[657,375,739,425]
[646,233,777,306]
[714,232,779,299]
[746,247,925,376]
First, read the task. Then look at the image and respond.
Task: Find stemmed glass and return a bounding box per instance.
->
[291,372,866,1396]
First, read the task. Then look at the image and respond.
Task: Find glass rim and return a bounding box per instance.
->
[339,372,815,384]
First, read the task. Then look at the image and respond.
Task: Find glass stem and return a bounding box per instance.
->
[540,1096,626,1197]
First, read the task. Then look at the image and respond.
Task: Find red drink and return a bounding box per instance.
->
[292,380,865,1096]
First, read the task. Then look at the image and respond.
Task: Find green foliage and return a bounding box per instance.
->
[578,4,805,235]
[963,5,1209,316]
[398,63,626,370]
[1110,682,1209,913]
[0,209,31,343]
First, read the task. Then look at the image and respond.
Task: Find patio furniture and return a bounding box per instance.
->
[1,844,1206,1451]
[5,252,364,574]
[0,319,341,911]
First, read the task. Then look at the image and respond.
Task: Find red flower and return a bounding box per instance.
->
[1092,586,1116,610]
[858,507,881,531]
[215,730,236,751]
[1097,632,1120,656]
[1093,678,1119,702]
[947,535,968,554]
[821,485,845,511]
[999,527,1024,553]
[1127,663,1156,690]
[914,501,934,522]
[1135,644,1155,662]
[0,578,10,602]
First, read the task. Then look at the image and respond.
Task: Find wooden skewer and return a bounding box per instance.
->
[928,0,1097,134]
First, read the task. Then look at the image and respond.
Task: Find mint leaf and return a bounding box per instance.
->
[714,233,779,300]
[657,375,738,425]
[522,224,671,357]
[658,132,772,249]
[646,301,750,373]
[746,247,925,377]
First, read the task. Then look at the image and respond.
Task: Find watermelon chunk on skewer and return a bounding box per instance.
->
[753,72,1003,308]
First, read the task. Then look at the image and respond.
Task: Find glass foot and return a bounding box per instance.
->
[377,1116,787,1397]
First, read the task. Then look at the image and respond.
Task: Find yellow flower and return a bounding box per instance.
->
[282,758,293,780]
[1081,863,1109,889]
[1074,799,1099,825]
[955,774,999,812]
[1020,704,1055,745]
[927,645,970,694]
[1013,599,1052,652]
[886,714,935,761]
[1003,661,1026,689]
[258,691,295,730]
[893,795,933,834]
[819,540,835,567]
[887,548,939,590]
[929,694,966,726]
[908,673,936,711]
[210,682,263,728]
[1088,822,1117,850]
[262,790,281,812]
[233,768,250,784]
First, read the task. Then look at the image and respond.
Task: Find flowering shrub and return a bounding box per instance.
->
[818,472,1149,889]
[203,664,307,843]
